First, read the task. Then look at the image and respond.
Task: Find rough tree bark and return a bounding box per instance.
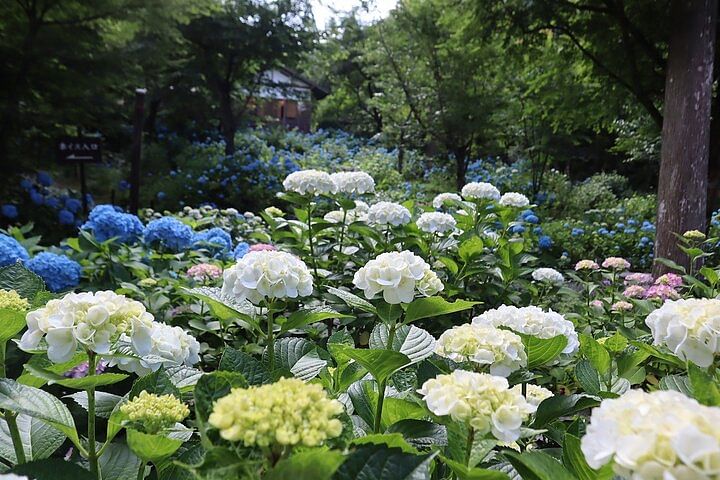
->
[654,0,717,274]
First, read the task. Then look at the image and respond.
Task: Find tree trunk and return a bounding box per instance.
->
[453,146,468,190]
[218,84,236,155]
[654,0,717,274]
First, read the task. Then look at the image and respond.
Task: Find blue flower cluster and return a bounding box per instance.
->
[26,252,82,292]
[81,205,144,243]
[143,216,195,252]
[233,242,250,259]
[11,171,90,227]
[0,235,30,267]
[193,227,233,257]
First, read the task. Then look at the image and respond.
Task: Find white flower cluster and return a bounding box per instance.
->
[435,324,526,377]
[510,384,553,407]
[111,322,200,376]
[581,389,720,479]
[472,305,579,355]
[282,170,336,196]
[418,370,535,442]
[20,291,154,363]
[499,192,530,208]
[645,298,720,368]
[221,250,314,305]
[416,212,457,234]
[531,268,564,284]
[432,192,463,210]
[330,171,375,194]
[367,201,412,226]
[461,182,501,201]
[353,251,443,304]
[323,201,369,224]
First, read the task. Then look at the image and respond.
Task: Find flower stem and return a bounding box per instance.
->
[136,461,147,480]
[87,352,99,479]
[465,426,475,466]
[374,322,398,434]
[6,412,26,464]
[306,201,318,277]
[267,308,275,373]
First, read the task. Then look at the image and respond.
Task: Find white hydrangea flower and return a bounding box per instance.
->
[461,182,501,201]
[416,212,457,234]
[0,475,30,480]
[353,251,442,304]
[418,370,535,442]
[282,170,336,196]
[323,200,369,224]
[19,291,154,363]
[581,390,720,479]
[645,298,720,368]
[531,268,564,284]
[112,322,200,376]
[499,192,530,207]
[435,324,526,377]
[510,384,553,407]
[432,192,462,210]
[367,201,412,226]
[221,250,314,305]
[472,305,579,355]
[330,171,375,194]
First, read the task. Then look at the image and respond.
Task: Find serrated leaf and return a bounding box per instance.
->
[563,433,612,480]
[23,364,128,390]
[194,372,248,423]
[505,451,576,480]
[387,420,448,449]
[327,287,377,314]
[0,263,45,300]
[404,297,478,323]
[219,347,270,385]
[574,360,601,394]
[370,324,436,364]
[265,448,345,480]
[0,308,27,342]
[17,352,87,388]
[521,334,568,369]
[659,374,693,395]
[334,346,411,384]
[166,365,203,392]
[334,445,437,480]
[532,394,601,428]
[290,349,328,381]
[0,414,65,463]
[127,429,183,462]
[443,457,510,480]
[281,307,352,333]
[99,442,142,480]
[688,362,720,406]
[183,287,259,329]
[66,391,122,418]
[580,334,610,374]
[265,337,328,380]
[9,458,94,480]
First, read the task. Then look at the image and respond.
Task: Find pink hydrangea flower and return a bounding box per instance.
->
[64,360,108,378]
[644,284,680,300]
[186,263,222,282]
[575,260,600,271]
[590,300,604,310]
[654,273,682,288]
[611,301,633,312]
[622,285,646,298]
[249,243,277,252]
[602,257,631,271]
[624,272,654,286]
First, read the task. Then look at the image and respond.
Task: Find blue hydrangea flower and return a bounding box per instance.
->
[26,252,82,292]
[193,227,232,254]
[118,180,131,191]
[571,228,584,236]
[510,225,525,234]
[1,205,18,219]
[524,214,539,224]
[533,226,543,235]
[81,204,144,243]
[65,198,82,214]
[29,190,44,205]
[144,216,194,252]
[233,242,250,259]
[45,197,60,209]
[36,171,53,187]
[538,235,553,249]
[58,209,75,225]
[20,179,32,190]
[0,234,30,267]
[597,227,609,235]
[156,191,166,200]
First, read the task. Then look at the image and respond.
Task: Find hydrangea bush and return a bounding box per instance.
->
[1,168,720,480]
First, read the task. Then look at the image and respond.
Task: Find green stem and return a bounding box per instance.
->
[336,207,348,266]
[87,352,99,479]
[6,413,26,464]
[465,426,475,466]
[307,201,318,277]
[374,322,398,434]
[267,308,275,373]
[136,461,147,480]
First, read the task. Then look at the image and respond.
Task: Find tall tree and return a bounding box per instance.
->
[182,0,315,154]
[654,0,717,272]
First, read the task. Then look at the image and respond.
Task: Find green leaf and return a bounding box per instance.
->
[580,334,611,374]
[156,442,205,480]
[327,287,377,314]
[281,306,352,333]
[574,360,601,394]
[659,374,693,396]
[18,353,87,388]
[99,442,143,480]
[0,308,27,342]
[66,391,122,419]
[334,346,411,384]
[377,303,404,324]
[166,365,203,392]
[370,324,436,364]
[562,433,612,480]
[381,398,427,431]
[521,334,568,369]
[504,451,576,480]
[458,236,484,262]
[183,287,259,329]
[265,337,328,380]
[23,364,128,390]
[194,371,248,424]
[127,429,183,462]
[9,458,94,480]
[532,394,601,428]
[219,347,270,385]
[0,414,65,463]
[334,445,437,480]
[443,457,510,480]
[603,332,627,353]
[0,263,45,300]
[699,266,719,285]
[387,420,448,449]
[688,363,720,406]
[265,448,345,480]
[290,348,328,381]
[404,297,478,323]
[0,379,80,449]
[629,341,685,368]
[352,433,419,454]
